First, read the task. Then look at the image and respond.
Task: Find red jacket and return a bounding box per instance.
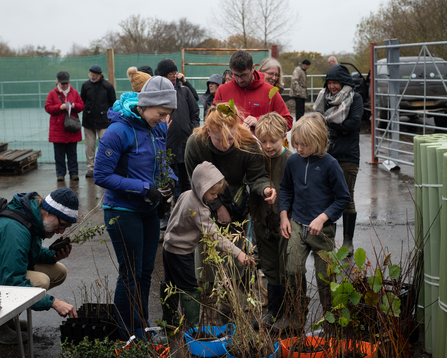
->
[214,70,293,130]
[45,86,84,143]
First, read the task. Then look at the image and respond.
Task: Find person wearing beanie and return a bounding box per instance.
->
[0,188,79,345]
[156,58,199,220]
[45,71,84,181]
[200,73,222,119]
[313,64,363,257]
[290,59,311,121]
[127,67,151,93]
[94,76,178,341]
[138,65,154,77]
[80,64,116,178]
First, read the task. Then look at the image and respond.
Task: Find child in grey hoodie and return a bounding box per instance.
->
[160,161,250,329]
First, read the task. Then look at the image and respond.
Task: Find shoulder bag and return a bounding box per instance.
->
[56,92,81,133]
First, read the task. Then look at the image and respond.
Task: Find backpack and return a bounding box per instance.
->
[0,197,35,236]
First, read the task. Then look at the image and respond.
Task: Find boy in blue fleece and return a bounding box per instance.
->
[279,112,350,318]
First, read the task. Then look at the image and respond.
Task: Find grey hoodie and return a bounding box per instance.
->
[163,161,242,257]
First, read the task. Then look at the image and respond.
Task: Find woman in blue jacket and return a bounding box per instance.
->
[94,76,177,340]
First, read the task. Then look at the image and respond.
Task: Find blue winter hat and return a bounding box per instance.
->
[42,188,79,223]
[89,64,102,74]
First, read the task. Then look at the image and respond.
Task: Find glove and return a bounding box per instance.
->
[144,185,162,205]
[157,180,176,198]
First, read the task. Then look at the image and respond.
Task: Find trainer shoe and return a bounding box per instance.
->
[85,171,94,178]
[57,176,64,182]
[70,175,79,181]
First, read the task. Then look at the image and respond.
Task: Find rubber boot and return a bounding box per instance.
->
[273,285,289,331]
[6,319,28,332]
[342,212,357,257]
[252,283,281,330]
[152,282,180,345]
[160,282,180,327]
[180,290,202,328]
[0,323,28,346]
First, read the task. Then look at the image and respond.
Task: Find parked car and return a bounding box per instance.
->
[376,56,447,127]
[340,62,371,121]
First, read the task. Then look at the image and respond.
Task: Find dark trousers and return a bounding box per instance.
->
[105,209,160,340]
[254,221,287,286]
[338,161,359,213]
[53,142,78,177]
[171,163,191,202]
[163,248,198,292]
[295,97,306,120]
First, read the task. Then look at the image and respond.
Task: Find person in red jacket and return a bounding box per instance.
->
[45,71,84,181]
[214,50,293,131]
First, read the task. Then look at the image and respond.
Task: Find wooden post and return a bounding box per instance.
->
[106,48,115,88]
[271,45,278,59]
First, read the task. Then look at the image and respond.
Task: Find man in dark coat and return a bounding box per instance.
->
[80,65,116,178]
[156,59,200,204]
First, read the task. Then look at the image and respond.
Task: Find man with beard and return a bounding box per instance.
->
[0,188,78,345]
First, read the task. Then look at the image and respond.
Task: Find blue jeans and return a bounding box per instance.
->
[104,209,160,340]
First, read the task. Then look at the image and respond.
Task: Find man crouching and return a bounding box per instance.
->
[0,188,78,345]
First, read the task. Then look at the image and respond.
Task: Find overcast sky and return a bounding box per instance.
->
[2,0,386,56]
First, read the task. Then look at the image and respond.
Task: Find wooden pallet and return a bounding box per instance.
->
[0,143,7,152]
[0,149,42,175]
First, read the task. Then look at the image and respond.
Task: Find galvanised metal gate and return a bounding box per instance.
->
[371,40,447,169]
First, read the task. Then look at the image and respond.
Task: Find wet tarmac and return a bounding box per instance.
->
[0,121,418,357]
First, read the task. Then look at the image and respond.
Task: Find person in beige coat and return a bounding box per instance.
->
[290,59,311,120]
[160,161,251,331]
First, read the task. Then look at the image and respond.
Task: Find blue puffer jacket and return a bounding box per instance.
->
[94,92,177,211]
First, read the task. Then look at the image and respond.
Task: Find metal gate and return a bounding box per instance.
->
[371,40,447,169]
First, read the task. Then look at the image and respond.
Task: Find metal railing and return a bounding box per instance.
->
[371,40,447,169]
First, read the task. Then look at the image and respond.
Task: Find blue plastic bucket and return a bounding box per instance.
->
[184,323,235,357]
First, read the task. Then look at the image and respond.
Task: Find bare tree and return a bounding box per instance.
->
[215,0,256,48]
[354,0,447,63]
[0,37,14,57]
[255,0,298,48]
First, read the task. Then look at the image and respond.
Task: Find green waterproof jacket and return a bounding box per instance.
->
[0,193,57,310]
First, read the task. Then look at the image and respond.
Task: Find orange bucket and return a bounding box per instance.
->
[330,339,377,358]
[280,336,328,358]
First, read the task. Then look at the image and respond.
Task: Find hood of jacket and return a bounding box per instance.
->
[191,161,225,205]
[108,92,149,130]
[8,192,45,238]
[324,65,355,88]
[205,73,223,95]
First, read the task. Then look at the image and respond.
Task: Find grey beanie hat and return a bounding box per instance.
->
[137,76,177,109]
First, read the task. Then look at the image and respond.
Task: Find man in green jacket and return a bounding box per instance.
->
[0,188,79,345]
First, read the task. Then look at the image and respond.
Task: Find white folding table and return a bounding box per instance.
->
[0,286,46,358]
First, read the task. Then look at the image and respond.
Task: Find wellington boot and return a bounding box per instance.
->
[0,323,28,346]
[6,319,28,332]
[159,282,180,327]
[252,283,282,330]
[180,290,202,328]
[342,212,357,257]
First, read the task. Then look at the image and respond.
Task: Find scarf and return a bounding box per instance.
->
[57,84,70,98]
[313,85,354,124]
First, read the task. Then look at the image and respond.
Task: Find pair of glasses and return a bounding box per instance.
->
[56,215,69,229]
[167,71,178,78]
[232,71,252,80]
[265,72,279,78]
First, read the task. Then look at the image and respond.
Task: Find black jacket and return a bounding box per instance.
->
[80,77,116,129]
[167,81,200,165]
[324,65,363,164]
